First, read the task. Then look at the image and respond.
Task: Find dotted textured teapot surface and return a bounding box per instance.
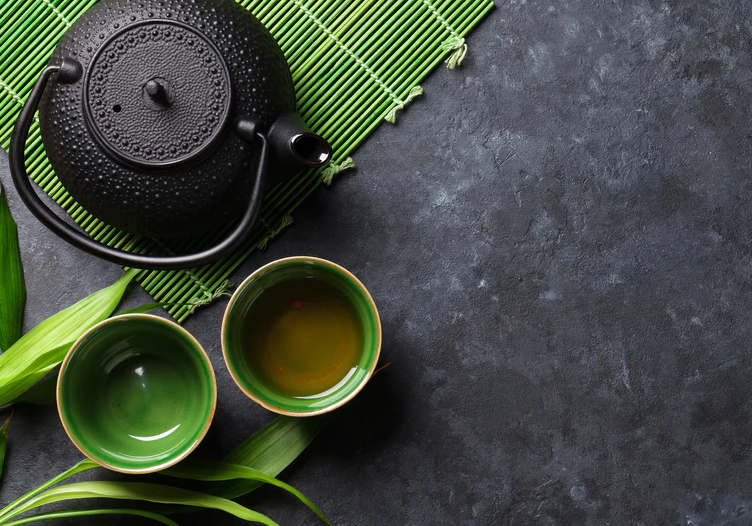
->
[39,0,296,238]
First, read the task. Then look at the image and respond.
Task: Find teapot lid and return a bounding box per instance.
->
[84,21,232,169]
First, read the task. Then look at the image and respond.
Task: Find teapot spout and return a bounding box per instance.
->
[267,113,332,177]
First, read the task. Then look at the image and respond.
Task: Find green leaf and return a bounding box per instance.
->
[0,345,70,409]
[0,460,98,522]
[0,508,178,526]
[165,458,330,525]
[0,271,137,406]
[117,294,234,317]
[9,375,57,405]
[0,184,26,354]
[0,413,11,481]
[209,415,331,500]
[117,302,162,316]
[0,482,279,526]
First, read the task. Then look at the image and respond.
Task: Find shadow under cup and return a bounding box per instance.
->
[222,257,381,416]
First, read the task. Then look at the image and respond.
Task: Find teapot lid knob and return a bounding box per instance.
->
[144,79,169,107]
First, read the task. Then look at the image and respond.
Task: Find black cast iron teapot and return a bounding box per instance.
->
[9,0,331,270]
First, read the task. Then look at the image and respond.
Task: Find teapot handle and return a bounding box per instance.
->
[9,64,269,271]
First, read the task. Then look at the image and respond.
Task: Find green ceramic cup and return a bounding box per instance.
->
[222,256,381,416]
[57,314,217,474]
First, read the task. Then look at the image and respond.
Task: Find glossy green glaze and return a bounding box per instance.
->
[222,257,381,416]
[57,314,216,473]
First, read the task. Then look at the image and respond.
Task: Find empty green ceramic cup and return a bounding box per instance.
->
[222,256,382,416]
[57,314,217,474]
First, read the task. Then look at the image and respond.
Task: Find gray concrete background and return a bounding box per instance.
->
[2,0,752,524]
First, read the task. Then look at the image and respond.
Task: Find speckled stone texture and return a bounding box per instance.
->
[1,0,752,524]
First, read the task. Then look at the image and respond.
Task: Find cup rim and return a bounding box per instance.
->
[56,313,217,474]
[221,256,382,417]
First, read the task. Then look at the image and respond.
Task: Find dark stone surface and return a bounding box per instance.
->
[2,0,752,523]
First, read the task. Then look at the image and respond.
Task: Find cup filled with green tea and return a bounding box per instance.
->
[222,256,381,416]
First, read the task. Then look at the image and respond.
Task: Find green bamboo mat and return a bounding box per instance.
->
[0,0,493,322]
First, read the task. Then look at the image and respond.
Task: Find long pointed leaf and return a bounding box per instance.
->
[117,303,163,316]
[0,413,11,482]
[0,183,25,353]
[209,415,331,500]
[0,460,98,521]
[8,375,57,405]
[0,345,70,407]
[166,458,330,525]
[0,271,137,405]
[117,297,229,317]
[1,482,279,526]
[1,508,178,526]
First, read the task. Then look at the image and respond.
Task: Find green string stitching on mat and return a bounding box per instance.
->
[185,279,233,315]
[421,0,469,69]
[0,80,24,107]
[441,36,468,69]
[292,0,418,123]
[257,214,294,251]
[385,86,424,124]
[0,78,40,129]
[321,157,355,186]
[151,238,221,301]
[39,0,73,27]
